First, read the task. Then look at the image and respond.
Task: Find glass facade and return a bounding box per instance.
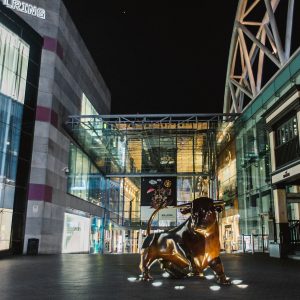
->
[67,143,106,206]
[65,114,237,253]
[0,24,29,251]
[65,115,221,177]
[176,176,208,224]
[236,114,272,237]
[90,216,104,254]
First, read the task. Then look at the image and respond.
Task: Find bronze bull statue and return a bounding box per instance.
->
[139,197,231,285]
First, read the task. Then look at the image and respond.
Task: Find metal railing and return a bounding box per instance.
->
[289,220,300,249]
[240,234,269,254]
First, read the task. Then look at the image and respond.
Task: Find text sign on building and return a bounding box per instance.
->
[2,0,46,19]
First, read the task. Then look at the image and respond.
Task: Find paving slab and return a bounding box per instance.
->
[0,253,300,300]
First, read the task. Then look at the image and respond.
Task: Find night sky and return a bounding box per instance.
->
[62,1,237,114]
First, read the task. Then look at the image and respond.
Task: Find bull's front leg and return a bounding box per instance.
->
[191,256,205,278]
[209,257,231,285]
[139,248,156,281]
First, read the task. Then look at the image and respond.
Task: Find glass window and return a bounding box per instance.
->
[67,144,106,206]
[276,116,298,146]
[0,24,29,103]
[81,93,98,115]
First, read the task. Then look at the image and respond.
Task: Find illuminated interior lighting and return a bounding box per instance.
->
[152,281,163,287]
[209,285,221,291]
[232,279,242,285]
[237,284,248,289]
[162,272,170,278]
[205,275,214,280]
[174,286,185,290]
[127,277,137,282]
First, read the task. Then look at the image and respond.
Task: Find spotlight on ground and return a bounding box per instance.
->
[210,285,221,291]
[127,277,137,282]
[232,279,243,285]
[152,281,163,287]
[174,286,185,290]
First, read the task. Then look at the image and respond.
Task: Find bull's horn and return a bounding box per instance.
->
[173,203,192,208]
[213,200,225,205]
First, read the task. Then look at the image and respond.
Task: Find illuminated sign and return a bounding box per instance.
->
[2,0,46,19]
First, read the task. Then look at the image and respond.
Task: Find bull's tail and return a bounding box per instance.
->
[147,206,163,236]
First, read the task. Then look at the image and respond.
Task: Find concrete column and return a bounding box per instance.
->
[272,187,290,257]
[273,188,288,223]
[269,131,276,172]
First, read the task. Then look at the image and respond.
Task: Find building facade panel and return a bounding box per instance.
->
[0,3,43,254]
[1,0,111,254]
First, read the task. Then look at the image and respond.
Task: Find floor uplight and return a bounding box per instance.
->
[127,277,137,282]
[152,281,163,287]
[174,286,185,290]
[232,279,242,285]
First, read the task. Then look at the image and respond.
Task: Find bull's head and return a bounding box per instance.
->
[176,197,224,233]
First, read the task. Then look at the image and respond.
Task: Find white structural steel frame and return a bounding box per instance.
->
[223,0,295,113]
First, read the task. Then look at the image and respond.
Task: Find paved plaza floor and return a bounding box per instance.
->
[0,253,300,299]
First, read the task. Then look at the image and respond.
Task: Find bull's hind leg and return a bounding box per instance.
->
[209,257,231,285]
[139,248,156,281]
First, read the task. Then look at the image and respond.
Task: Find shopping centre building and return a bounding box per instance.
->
[0,1,110,255]
[0,0,299,258]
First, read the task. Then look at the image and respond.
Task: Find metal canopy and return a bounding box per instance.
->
[65,113,239,178]
[224,0,297,114]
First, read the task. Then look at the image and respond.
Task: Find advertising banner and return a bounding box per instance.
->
[62,213,90,253]
[140,177,177,223]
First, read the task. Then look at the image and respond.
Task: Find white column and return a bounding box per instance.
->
[273,188,288,223]
[269,131,276,172]
[297,111,300,144]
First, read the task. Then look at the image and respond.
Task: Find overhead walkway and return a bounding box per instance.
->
[65,113,239,178]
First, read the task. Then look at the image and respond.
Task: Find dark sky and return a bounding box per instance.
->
[62,1,237,114]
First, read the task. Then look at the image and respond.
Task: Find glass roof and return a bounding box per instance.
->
[65,114,238,177]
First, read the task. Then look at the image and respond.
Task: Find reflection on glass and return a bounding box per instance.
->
[0,24,29,103]
[236,114,273,240]
[0,24,29,251]
[67,144,106,206]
